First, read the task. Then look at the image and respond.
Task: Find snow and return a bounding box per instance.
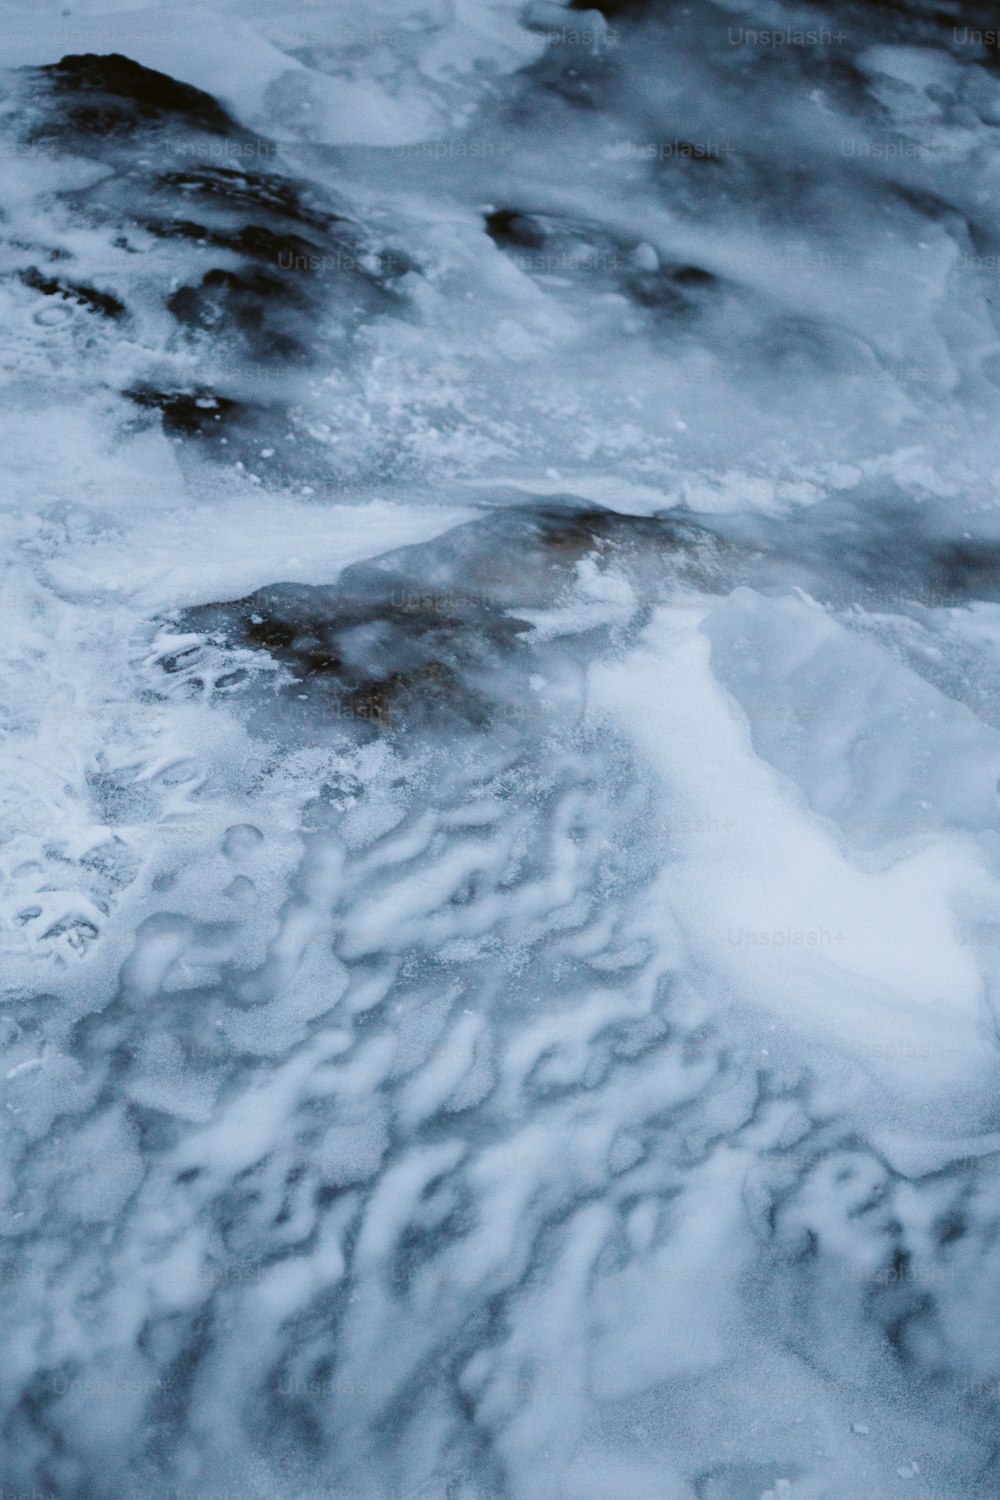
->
[2,0,1000,1496]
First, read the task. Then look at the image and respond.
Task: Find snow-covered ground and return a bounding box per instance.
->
[2,1,1000,1496]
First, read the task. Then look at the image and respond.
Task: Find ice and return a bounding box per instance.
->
[589,608,989,1086]
[3,0,1000,1496]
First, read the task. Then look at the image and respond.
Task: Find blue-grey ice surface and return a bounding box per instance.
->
[1,1,1000,1497]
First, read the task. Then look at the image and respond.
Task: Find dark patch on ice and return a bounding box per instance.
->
[930,540,1000,601]
[707,496,1000,608]
[628,262,717,312]
[484,207,719,314]
[859,0,990,29]
[672,265,717,286]
[694,1462,804,1499]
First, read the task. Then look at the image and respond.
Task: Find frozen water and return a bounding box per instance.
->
[1,2,1000,1497]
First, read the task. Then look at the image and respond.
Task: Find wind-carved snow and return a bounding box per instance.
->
[2,2,1000,1499]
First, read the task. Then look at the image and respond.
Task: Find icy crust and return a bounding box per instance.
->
[0,52,436,491]
[9,0,1000,520]
[0,485,472,979]
[0,0,550,147]
[3,509,1000,1498]
[1,5,1000,1500]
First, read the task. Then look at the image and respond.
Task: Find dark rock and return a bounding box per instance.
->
[38,53,237,137]
[125,387,245,438]
[20,266,128,320]
[567,0,655,15]
[179,580,521,733]
[166,268,305,358]
[157,168,330,229]
[484,209,548,250]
